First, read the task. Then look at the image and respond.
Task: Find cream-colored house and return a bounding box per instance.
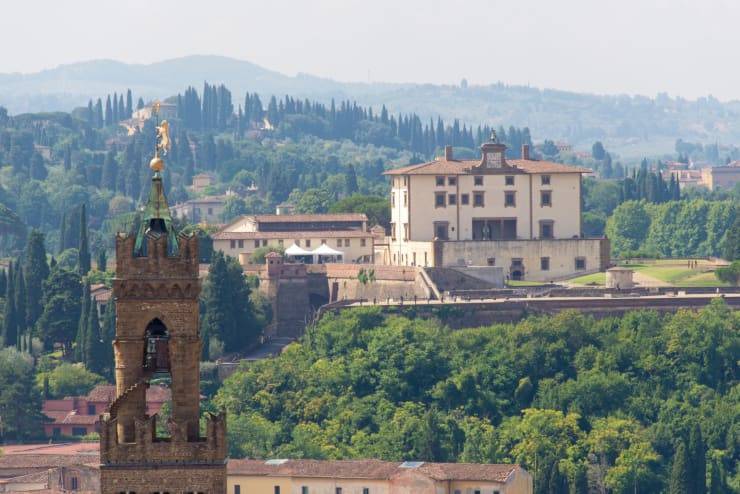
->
[227,459,532,494]
[171,195,228,224]
[700,162,740,190]
[214,213,375,263]
[383,141,609,281]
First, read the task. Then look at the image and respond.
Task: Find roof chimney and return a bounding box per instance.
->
[521,144,530,160]
[444,145,453,161]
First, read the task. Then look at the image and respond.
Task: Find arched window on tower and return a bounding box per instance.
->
[143,318,170,373]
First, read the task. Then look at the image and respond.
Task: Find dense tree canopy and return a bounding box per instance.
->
[216,302,738,493]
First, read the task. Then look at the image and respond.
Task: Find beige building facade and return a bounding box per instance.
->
[228,459,532,494]
[383,142,609,281]
[701,163,740,190]
[214,213,375,263]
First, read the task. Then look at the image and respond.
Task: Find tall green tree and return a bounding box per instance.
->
[13,264,27,342]
[100,298,116,379]
[96,249,107,272]
[75,283,90,362]
[688,424,706,494]
[669,442,690,494]
[23,230,49,328]
[77,204,91,275]
[84,298,105,374]
[0,348,45,441]
[201,252,259,356]
[1,263,17,348]
[36,268,82,355]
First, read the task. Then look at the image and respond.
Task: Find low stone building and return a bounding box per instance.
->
[171,195,228,224]
[228,459,533,494]
[215,213,375,263]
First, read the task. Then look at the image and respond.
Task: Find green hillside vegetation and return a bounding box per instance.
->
[216,302,739,493]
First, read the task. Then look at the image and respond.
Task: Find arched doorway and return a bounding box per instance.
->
[143,318,170,374]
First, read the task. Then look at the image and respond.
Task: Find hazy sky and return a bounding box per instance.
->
[4,0,740,100]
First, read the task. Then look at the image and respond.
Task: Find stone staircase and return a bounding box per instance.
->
[425,267,499,292]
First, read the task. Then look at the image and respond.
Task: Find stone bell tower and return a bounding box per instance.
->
[100,115,226,493]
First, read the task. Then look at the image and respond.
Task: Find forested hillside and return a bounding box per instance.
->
[6,56,740,150]
[216,303,739,493]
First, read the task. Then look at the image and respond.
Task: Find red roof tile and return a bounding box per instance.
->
[213,230,372,240]
[383,158,589,175]
[227,459,519,483]
[252,213,367,223]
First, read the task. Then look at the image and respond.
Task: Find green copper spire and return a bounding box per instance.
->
[133,110,178,256]
[133,171,179,257]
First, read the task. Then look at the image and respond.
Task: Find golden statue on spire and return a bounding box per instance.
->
[149,101,170,172]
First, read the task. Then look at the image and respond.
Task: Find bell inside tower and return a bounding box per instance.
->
[143,318,170,374]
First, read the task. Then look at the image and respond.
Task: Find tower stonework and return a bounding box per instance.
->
[100,125,226,493]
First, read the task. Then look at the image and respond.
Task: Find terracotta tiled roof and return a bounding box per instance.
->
[0,443,99,456]
[383,158,590,175]
[43,411,99,425]
[213,230,372,240]
[0,454,98,470]
[227,459,519,483]
[252,213,368,223]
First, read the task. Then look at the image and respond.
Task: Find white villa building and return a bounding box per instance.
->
[382,140,610,281]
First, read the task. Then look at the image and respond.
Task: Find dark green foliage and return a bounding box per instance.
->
[0,348,45,440]
[688,423,706,494]
[77,204,90,275]
[724,214,740,260]
[0,268,6,298]
[669,442,690,494]
[201,251,260,355]
[714,260,740,286]
[36,267,82,355]
[23,229,49,328]
[96,249,107,272]
[216,301,738,492]
[84,297,105,375]
[1,263,18,348]
[329,194,390,228]
[75,282,89,362]
[13,264,27,339]
[99,298,115,379]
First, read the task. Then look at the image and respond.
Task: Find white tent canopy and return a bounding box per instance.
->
[312,244,343,256]
[284,243,313,256]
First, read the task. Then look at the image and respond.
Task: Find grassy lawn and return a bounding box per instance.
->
[615,259,727,287]
[679,271,729,287]
[507,280,547,287]
[566,272,606,286]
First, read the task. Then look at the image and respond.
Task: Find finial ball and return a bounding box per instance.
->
[150,156,165,172]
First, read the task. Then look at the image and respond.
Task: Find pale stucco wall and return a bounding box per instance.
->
[214,236,374,263]
[391,171,582,244]
[439,238,606,281]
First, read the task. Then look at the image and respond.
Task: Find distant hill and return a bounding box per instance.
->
[3,55,740,156]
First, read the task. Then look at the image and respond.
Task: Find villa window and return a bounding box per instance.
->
[436,176,445,186]
[448,193,457,205]
[461,193,469,205]
[238,240,244,249]
[487,257,496,266]
[278,239,284,246]
[235,487,241,494]
[301,487,308,494]
[230,240,236,249]
[505,175,515,186]
[305,239,311,247]
[363,489,370,494]
[344,239,350,247]
[337,239,342,247]
[403,223,409,241]
[391,192,395,207]
[435,192,446,208]
[274,487,281,494]
[390,223,396,241]
[505,191,516,207]
[540,221,554,239]
[541,175,551,185]
[541,190,552,207]
[262,240,268,246]
[403,191,407,207]
[473,192,485,207]
[541,257,550,271]
[434,222,449,240]
[254,240,260,248]
[575,257,586,270]
[360,238,367,247]
[474,175,484,186]
[448,176,457,186]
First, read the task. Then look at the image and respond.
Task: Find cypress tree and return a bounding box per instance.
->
[0,269,6,298]
[126,89,133,118]
[14,265,27,341]
[708,458,725,494]
[345,164,359,195]
[24,230,49,328]
[58,212,67,253]
[97,250,107,272]
[78,204,91,275]
[669,442,691,494]
[689,424,707,494]
[101,151,118,191]
[63,145,72,171]
[75,283,90,362]
[2,263,17,348]
[104,95,113,127]
[84,298,104,374]
[95,98,104,128]
[100,297,115,379]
